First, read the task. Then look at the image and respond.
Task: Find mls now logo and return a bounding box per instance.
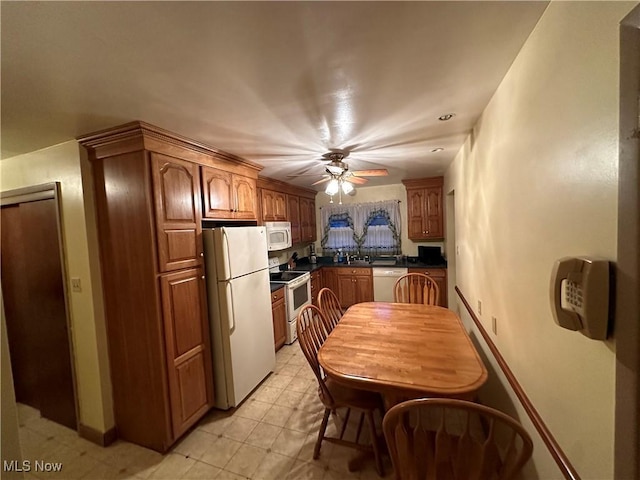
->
[3,460,63,473]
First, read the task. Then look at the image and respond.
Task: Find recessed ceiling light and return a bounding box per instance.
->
[431,148,444,153]
[438,113,455,121]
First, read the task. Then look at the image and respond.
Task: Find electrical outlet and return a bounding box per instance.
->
[71,277,82,293]
[477,300,482,315]
[492,316,497,335]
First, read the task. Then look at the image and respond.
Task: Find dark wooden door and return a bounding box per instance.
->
[1,199,77,429]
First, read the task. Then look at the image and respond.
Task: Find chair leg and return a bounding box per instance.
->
[366,410,385,477]
[314,408,331,459]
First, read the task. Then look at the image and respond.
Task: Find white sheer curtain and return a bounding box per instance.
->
[359,200,401,255]
[320,200,401,256]
[320,205,357,253]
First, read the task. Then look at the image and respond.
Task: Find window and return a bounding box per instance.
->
[321,201,401,256]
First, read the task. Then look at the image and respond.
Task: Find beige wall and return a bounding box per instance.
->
[314,183,444,258]
[445,2,635,478]
[0,141,114,433]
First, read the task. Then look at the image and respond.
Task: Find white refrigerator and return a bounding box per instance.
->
[203,226,276,409]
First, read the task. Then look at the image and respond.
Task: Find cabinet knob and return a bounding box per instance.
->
[200,252,204,257]
[273,294,277,299]
[201,275,205,280]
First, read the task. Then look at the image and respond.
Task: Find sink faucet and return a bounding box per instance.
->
[346,253,351,265]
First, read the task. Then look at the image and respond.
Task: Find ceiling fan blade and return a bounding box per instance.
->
[311,177,332,186]
[347,176,369,185]
[351,169,389,177]
[286,173,326,178]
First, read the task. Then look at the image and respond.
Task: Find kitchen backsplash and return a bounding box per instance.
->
[268,244,312,267]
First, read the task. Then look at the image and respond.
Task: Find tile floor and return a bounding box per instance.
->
[16,342,392,479]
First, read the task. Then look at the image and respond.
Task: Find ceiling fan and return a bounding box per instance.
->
[288,151,389,194]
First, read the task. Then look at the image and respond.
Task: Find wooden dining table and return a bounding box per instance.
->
[317,302,488,409]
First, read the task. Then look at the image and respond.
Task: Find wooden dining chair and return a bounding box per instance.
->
[317,287,344,332]
[394,273,440,306]
[382,398,533,480]
[296,304,385,476]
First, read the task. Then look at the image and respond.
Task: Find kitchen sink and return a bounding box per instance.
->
[347,260,372,266]
[370,260,398,266]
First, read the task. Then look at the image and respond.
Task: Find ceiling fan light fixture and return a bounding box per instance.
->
[341,181,354,194]
[325,178,340,196]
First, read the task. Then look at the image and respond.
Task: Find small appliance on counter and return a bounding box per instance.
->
[418,246,447,266]
[309,244,317,264]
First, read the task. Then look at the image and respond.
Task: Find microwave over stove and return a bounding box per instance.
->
[265,222,292,251]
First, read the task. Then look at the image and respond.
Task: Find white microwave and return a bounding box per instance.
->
[265,222,292,251]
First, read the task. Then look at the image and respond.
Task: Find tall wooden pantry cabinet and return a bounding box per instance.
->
[79,121,261,452]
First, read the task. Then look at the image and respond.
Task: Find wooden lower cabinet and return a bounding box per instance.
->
[408,267,448,307]
[323,267,373,309]
[271,287,287,351]
[310,270,322,306]
[160,268,214,438]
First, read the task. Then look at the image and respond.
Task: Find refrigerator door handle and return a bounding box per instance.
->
[223,280,236,332]
[222,228,232,278]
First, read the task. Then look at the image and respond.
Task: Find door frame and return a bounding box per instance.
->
[615,5,640,479]
[0,182,79,430]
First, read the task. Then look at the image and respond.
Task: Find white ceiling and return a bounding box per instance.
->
[1,1,548,189]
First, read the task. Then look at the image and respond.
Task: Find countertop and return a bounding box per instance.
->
[289,257,447,272]
[270,283,285,293]
[268,257,447,293]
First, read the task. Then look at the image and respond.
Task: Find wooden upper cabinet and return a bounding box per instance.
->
[299,197,317,242]
[202,167,233,219]
[151,153,203,272]
[160,267,214,438]
[201,166,257,221]
[261,189,287,222]
[233,176,257,219]
[287,195,301,244]
[402,177,444,240]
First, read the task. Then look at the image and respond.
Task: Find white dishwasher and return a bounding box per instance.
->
[373,268,408,302]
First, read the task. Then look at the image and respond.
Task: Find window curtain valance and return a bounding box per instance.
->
[320,200,401,256]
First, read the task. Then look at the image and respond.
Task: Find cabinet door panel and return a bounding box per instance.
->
[406,189,426,239]
[337,274,357,308]
[202,167,233,219]
[175,352,209,426]
[152,153,202,272]
[426,187,443,238]
[261,190,277,222]
[299,197,317,242]
[274,192,287,221]
[271,297,286,351]
[287,195,301,245]
[233,176,257,220]
[161,268,213,438]
[355,275,373,303]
